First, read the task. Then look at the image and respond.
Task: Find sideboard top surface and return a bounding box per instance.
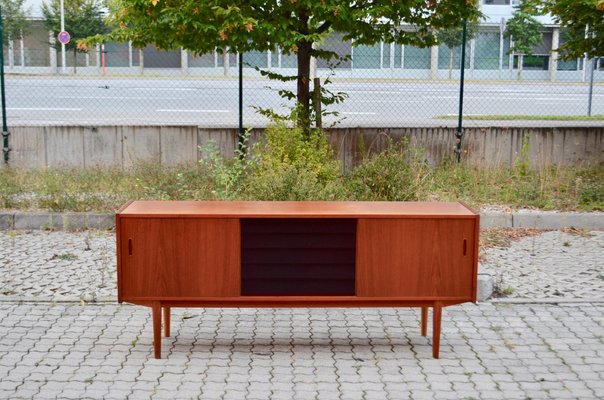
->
[117,201,478,218]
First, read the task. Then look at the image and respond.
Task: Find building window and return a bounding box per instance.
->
[403,45,431,69]
[381,43,403,68]
[514,54,549,70]
[483,0,511,5]
[243,51,268,68]
[557,59,578,71]
[473,31,500,70]
[317,32,352,69]
[352,44,381,69]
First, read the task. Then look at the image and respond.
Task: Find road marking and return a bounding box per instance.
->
[8,107,83,111]
[427,96,585,101]
[56,96,185,100]
[156,109,230,113]
[350,100,424,104]
[345,90,409,94]
[341,112,377,115]
[136,88,196,91]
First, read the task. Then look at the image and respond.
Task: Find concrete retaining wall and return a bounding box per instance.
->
[4,125,603,169]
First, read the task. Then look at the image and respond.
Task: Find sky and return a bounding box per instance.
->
[23,0,44,18]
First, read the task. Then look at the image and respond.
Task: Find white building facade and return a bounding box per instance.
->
[3,0,602,82]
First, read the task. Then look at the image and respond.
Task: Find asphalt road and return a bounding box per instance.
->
[3,76,603,127]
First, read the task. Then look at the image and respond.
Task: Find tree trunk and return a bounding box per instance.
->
[449,49,454,80]
[74,48,77,75]
[296,41,312,135]
[517,53,523,81]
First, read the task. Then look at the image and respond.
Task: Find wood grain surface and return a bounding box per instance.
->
[119,218,240,298]
[119,201,477,218]
[356,218,475,298]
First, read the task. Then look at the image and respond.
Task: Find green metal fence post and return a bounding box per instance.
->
[455,19,468,164]
[238,52,244,155]
[588,57,597,117]
[0,6,10,165]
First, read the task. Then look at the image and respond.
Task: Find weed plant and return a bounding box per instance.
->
[343,139,430,201]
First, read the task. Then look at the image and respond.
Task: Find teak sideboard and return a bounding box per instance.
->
[116,201,480,359]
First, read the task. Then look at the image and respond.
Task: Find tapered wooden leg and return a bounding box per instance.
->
[152,301,162,359]
[432,302,442,359]
[163,306,171,337]
[421,306,428,337]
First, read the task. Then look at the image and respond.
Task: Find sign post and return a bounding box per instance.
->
[0,7,10,164]
[60,0,66,73]
[58,31,70,74]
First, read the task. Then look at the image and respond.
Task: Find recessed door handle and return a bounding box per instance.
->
[128,238,133,256]
[463,239,467,256]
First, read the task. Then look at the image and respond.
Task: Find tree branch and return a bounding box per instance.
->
[317,21,331,34]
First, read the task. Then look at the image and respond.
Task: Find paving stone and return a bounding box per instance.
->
[246,392,272,400]
[0,231,117,300]
[32,389,63,399]
[1,230,604,399]
[104,389,132,399]
[129,389,154,399]
[481,231,604,299]
[0,380,19,390]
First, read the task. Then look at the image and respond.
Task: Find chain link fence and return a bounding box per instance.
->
[2,21,603,129]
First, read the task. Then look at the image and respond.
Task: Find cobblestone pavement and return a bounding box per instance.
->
[0,231,116,301]
[481,231,604,299]
[1,229,604,399]
[0,302,602,400]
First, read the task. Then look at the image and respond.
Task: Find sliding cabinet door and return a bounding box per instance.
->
[356,218,476,299]
[119,218,240,299]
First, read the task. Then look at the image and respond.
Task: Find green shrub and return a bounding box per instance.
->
[255,123,339,182]
[244,123,342,200]
[245,164,342,201]
[344,139,429,201]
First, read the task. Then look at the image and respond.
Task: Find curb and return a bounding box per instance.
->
[480,212,604,230]
[0,212,114,231]
[1,211,602,231]
[489,298,604,304]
